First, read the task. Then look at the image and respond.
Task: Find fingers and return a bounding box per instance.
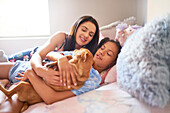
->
[44,72,62,86]
[49,77,62,86]
[66,72,71,88]
[62,71,66,86]
[17,73,24,77]
[15,77,22,81]
[59,71,63,84]
[70,69,77,86]
[16,72,28,81]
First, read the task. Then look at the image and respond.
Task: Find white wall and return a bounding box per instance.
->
[147,0,170,22]
[0,0,147,55]
[0,37,48,55]
[48,0,146,34]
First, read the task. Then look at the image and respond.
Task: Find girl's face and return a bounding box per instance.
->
[93,41,119,72]
[75,21,96,48]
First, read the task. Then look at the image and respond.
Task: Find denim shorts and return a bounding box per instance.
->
[9,61,31,84]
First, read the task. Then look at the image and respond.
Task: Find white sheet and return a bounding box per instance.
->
[24,83,170,113]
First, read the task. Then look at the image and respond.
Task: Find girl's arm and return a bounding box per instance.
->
[25,69,75,104]
[46,51,77,87]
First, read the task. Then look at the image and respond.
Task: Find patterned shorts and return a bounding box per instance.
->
[9,61,31,84]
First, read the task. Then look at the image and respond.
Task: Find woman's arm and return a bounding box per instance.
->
[25,69,75,104]
[30,32,67,85]
[30,32,77,87]
[30,32,66,75]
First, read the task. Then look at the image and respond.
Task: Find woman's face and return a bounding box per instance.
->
[93,41,119,72]
[75,21,96,48]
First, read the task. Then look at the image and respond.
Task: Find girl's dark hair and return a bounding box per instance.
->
[95,37,122,70]
[64,16,99,55]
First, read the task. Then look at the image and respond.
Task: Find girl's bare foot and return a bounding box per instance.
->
[0,79,9,104]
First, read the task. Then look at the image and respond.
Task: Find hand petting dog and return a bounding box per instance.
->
[0,48,94,112]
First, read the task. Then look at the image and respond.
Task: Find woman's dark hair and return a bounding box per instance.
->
[95,37,122,70]
[64,16,99,55]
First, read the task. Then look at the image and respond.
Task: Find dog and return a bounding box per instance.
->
[0,48,94,112]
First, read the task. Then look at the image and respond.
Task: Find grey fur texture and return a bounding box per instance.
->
[117,13,170,107]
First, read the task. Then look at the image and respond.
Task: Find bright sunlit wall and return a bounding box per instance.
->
[0,0,146,55]
[0,0,50,37]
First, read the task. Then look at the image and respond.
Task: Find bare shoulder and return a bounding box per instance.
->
[50,32,66,44]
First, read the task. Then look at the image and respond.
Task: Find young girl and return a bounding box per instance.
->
[99,23,142,85]
[0,38,121,113]
[8,15,99,61]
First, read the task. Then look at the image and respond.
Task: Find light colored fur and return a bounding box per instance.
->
[117,13,170,107]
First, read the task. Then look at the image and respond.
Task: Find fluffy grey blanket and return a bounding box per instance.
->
[117,13,170,107]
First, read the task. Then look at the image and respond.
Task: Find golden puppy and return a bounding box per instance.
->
[0,48,94,112]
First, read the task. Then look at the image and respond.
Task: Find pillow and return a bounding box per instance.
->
[99,16,136,83]
[104,65,117,83]
[99,32,105,42]
[116,13,170,107]
[100,16,136,41]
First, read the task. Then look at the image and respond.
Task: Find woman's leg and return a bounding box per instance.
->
[0,62,15,79]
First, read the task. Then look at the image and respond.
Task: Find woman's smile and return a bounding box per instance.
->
[79,36,87,43]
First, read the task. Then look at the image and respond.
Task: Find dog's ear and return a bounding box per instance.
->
[66,55,73,61]
[81,51,88,62]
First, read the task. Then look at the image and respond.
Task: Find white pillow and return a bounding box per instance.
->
[100,16,136,41]
[104,65,117,83]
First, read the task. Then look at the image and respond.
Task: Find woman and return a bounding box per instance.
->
[0,38,121,113]
[30,15,99,87]
[6,16,99,87]
[8,15,99,62]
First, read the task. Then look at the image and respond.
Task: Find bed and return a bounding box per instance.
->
[24,83,170,113]
[0,15,170,113]
[24,15,170,113]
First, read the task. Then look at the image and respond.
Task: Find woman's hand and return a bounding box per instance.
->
[58,57,78,88]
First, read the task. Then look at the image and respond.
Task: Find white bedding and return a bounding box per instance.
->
[24,83,170,113]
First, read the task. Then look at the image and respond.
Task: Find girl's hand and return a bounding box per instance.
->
[15,72,28,81]
[42,68,62,86]
[58,57,78,88]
